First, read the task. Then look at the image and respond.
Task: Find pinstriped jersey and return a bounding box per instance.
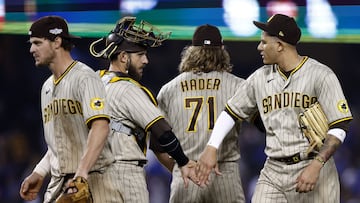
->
[100,71,163,161]
[157,71,244,161]
[41,61,113,176]
[226,57,353,158]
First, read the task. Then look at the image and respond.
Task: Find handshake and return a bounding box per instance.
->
[178,145,220,188]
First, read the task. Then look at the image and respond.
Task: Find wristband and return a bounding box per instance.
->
[314,156,326,166]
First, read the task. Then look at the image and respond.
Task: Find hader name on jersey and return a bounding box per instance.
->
[180,78,221,92]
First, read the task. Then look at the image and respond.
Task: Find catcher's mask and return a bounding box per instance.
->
[90,16,171,59]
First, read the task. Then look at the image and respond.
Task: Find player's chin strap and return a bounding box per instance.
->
[89,38,118,59]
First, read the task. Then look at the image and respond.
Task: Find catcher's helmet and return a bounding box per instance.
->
[90,16,171,59]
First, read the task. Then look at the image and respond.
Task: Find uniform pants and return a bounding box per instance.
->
[44,163,124,203]
[252,157,339,203]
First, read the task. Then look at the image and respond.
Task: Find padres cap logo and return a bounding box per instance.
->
[90,98,105,110]
[337,100,349,113]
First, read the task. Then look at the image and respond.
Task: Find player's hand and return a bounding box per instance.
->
[295,159,322,193]
[19,172,44,201]
[196,145,221,187]
[179,160,199,188]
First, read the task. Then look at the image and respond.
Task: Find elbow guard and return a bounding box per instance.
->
[158,131,189,167]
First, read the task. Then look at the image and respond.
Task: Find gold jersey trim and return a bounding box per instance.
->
[278,56,308,80]
[54,61,77,85]
[225,104,243,121]
[145,116,164,132]
[100,70,158,106]
[85,114,110,126]
[329,116,353,127]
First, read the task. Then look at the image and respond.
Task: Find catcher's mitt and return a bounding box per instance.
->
[56,176,93,203]
[299,102,329,155]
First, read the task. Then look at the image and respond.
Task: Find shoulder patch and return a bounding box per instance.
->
[90,97,105,110]
[337,100,349,113]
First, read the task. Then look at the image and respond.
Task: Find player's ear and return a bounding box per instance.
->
[276,41,284,52]
[53,36,62,49]
[118,51,129,62]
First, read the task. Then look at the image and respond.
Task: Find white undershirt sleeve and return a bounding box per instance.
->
[328,128,346,143]
[33,150,51,177]
[207,111,236,149]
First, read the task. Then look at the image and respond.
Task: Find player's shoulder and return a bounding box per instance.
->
[303,57,334,74]
[73,61,95,72]
[249,64,273,77]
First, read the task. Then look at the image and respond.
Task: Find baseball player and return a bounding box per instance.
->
[19,16,124,202]
[196,14,353,203]
[89,16,198,203]
[154,24,253,203]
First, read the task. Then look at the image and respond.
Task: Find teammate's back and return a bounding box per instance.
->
[158,71,243,161]
[155,24,246,203]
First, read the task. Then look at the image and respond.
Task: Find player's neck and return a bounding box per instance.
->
[50,52,75,79]
[278,54,303,72]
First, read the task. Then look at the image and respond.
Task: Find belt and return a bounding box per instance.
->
[270,152,316,165]
[116,160,147,167]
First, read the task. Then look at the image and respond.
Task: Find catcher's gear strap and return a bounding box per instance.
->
[110,120,132,135]
[207,111,235,149]
[110,120,147,154]
[158,130,189,167]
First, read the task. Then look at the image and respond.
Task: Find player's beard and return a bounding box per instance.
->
[127,60,143,81]
[35,49,56,68]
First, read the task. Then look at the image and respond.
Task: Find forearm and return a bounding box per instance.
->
[76,119,109,179]
[150,119,189,167]
[316,134,342,163]
[154,152,175,172]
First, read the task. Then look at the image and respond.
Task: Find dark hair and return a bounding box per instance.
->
[178,46,232,73]
[58,37,75,51]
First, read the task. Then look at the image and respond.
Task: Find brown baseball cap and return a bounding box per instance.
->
[192,24,223,46]
[253,14,301,45]
[29,16,80,40]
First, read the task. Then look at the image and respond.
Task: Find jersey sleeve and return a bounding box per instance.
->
[226,73,259,121]
[118,84,164,131]
[78,71,109,125]
[317,69,352,126]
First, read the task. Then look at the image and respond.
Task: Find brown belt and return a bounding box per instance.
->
[270,152,316,165]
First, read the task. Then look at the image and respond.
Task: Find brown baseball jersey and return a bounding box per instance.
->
[100,70,165,203]
[157,71,245,203]
[40,61,123,202]
[226,56,353,202]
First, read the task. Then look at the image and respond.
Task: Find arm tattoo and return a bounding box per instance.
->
[318,135,341,162]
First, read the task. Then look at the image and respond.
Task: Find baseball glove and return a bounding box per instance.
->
[56,176,93,203]
[299,102,329,155]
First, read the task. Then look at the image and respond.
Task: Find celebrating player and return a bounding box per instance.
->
[196,14,353,202]
[19,16,124,202]
[89,16,198,202]
[153,24,253,202]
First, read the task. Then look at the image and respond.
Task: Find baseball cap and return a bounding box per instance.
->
[29,16,80,40]
[192,24,223,46]
[253,14,301,45]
